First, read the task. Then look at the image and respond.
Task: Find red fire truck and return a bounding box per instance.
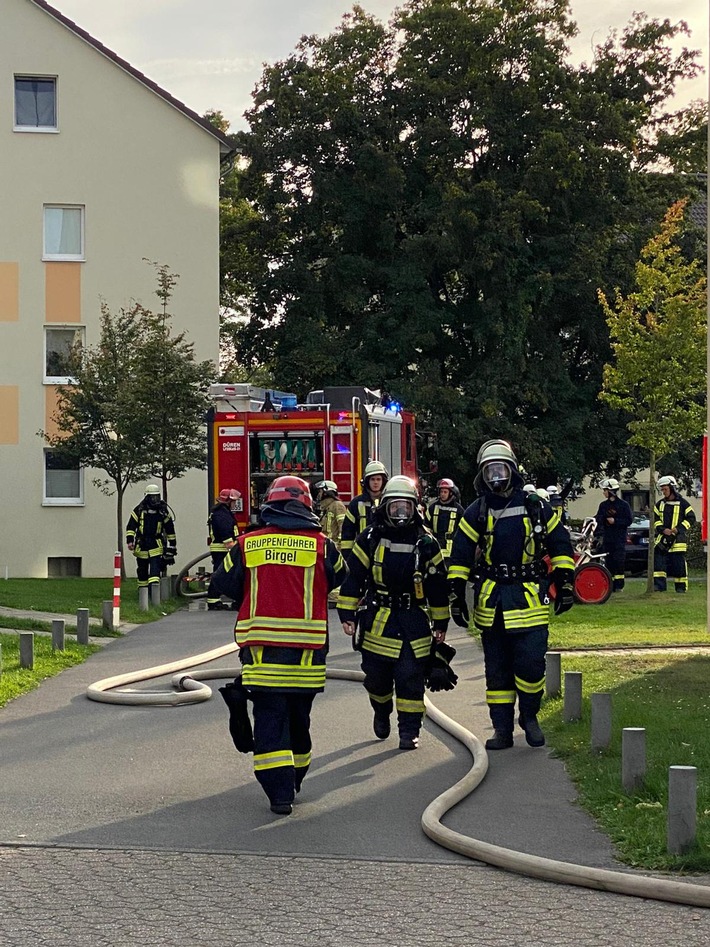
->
[206,384,436,529]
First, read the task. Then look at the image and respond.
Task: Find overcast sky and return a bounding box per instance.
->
[53,0,708,130]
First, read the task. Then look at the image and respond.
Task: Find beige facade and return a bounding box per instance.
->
[566,471,703,523]
[1,0,231,577]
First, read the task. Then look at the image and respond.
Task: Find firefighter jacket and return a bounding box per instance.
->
[319,496,347,549]
[208,501,239,553]
[448,489,575,634]
[337,522,450,661]
[594,497,633,547]
[653,493,696,553]
[125,502,176,559]
[425,499,465,559]
[341,491,381,557]
[212,509,347,693]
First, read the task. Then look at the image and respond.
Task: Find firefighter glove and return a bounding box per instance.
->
[218,679,254,753]
[552,570,574,615]
[450,598,469,628]
[425,640,458,692]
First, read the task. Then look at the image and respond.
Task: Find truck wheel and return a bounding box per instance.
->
[573,562,613,605]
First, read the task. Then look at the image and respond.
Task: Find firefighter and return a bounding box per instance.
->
[425,478,465,563]
[653,475,696,593]
[594,478,633,592]
[125,485,177,595]
[338,476,450,750]
[448,441,575,751]
[314,480,347,608]
[206,488,241,610]
[211,475,347,815]
[340,460,389,559]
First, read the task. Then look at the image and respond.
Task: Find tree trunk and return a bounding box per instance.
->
[646,450,656,594]
[117,488,127,580]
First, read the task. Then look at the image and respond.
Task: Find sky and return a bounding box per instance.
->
[52,0,708,130]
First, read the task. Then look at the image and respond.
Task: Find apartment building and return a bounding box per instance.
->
[1,0,232,577]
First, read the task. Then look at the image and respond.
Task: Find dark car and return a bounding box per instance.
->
[624,513,651,576]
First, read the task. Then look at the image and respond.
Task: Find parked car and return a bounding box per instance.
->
[625,513,651,575]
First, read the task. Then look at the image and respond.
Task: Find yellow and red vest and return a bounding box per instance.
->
[235,527,329,649]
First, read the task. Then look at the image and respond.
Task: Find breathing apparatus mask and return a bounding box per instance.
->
[482,461,512,495]
[384,498,415,528]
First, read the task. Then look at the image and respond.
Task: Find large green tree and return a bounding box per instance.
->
[598,199,707,590]
[226,0,704,495]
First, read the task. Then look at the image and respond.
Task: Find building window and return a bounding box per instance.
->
[44,449,83,506]
[43,205,84,260]
[44,326,83,383]
[14,76,57,130]
[47,557,82,578]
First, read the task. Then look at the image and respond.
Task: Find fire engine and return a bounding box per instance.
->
[206,383,437,529]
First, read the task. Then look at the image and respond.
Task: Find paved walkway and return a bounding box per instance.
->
[0,605,708,944]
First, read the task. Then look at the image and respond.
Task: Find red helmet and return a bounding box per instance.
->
[218,488,241,503]
[266,476,313,508]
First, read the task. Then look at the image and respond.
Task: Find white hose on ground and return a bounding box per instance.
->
[86,648,710,909]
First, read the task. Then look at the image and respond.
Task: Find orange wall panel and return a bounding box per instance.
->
[44,385,63,440]
[0,263,19,321]
[45,263,81,322]
[0,386,19,444]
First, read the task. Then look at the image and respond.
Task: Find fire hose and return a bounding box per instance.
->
[86,648,710,910]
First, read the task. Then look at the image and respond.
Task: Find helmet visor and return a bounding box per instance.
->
[482,461,511,490]
[385,498,415,527]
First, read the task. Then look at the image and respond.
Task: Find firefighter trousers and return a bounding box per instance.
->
[135,555,162,589]
[207,551,228,605]
[481,610,548,729]
[654,550,688,592]
[361,641,426,739]
[603,541,627,591]
[251,690,316,806]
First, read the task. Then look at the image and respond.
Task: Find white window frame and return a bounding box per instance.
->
[43,204,85,261]
[43,449,84,507]
[44,325,84,384]
[14,75,58,132]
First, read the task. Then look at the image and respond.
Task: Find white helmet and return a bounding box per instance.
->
[657,475,678,491]
[546,485,559,495]
[144,484,161,496]
[535,487,549,500]
[523,483,536,494]
[600,478,620,492]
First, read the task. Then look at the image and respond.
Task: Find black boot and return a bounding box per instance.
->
[518,714,545,747]
[373,713,391,740]
[486,704,514,750]
[399,734,419,750]
[485,730,514,750]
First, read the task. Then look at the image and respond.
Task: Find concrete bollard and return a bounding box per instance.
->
[160,575,172,602]
[622,727,646,792]
[563,671,583,722]
[19,632,34,669]
[51,619,65,652]
[138,586,149,612]
[150,583,161,607]
[667,766,697,855]
[545,651,561,698]
[102,600,114,630]
[76,608,90,645]
[590,693,612,750]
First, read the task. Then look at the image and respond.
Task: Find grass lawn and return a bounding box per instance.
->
[539,576,709,872]
[0,576,185,628]
[0,576,186,708]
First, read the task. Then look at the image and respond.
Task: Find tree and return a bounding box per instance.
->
[40,267,216,571]
[135,263,217,500]
[598,199,706,590]
[226,0,704,496]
